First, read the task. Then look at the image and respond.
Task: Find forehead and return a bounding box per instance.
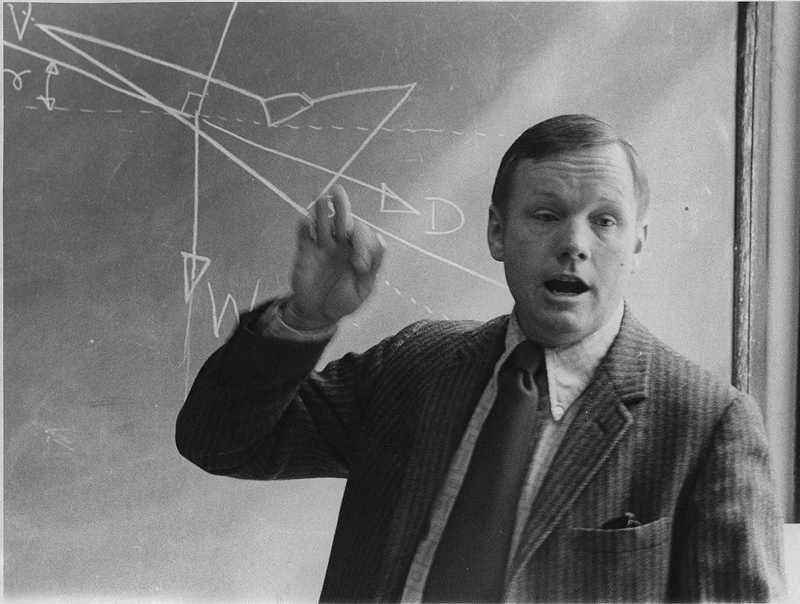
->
[510,144,635,201]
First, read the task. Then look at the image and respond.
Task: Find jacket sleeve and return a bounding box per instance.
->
[669,393,786,602]
[175,301,402,481]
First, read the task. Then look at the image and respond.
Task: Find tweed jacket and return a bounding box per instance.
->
[176,304,785,602]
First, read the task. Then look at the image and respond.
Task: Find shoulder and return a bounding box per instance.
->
[393,315,507,346]
[373,315,509,371]
[616,311,761,435]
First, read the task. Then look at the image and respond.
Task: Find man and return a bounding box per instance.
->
[176,115,785,602]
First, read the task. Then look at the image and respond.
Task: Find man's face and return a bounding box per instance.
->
[488,144,647,348]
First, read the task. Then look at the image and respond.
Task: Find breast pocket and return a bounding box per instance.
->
[565,517,673,602]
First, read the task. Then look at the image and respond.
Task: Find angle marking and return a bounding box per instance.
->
[4,41,153,104]
[181,92,204,115]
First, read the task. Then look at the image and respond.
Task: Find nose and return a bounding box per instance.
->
[556,220,591,262]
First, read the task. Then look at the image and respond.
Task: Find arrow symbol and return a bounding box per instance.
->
[379,183,420,215]
[36,61,59,111]
[7,3,33,41]
[181,252,211,303]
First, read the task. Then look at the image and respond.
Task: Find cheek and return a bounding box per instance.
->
[505,229,544,261]
[600,235,637,264]
[597,247,635,280]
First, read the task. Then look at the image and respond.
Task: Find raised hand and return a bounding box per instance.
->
[283,185,386,330]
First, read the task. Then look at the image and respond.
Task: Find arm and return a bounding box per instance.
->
[669,394,786,601]
[176,185,386,480]
[176,300,400,480]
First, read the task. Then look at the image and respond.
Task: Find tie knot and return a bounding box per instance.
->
[511,340,543,374]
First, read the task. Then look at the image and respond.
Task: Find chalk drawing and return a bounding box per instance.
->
[11,24,418,224]
[7,2,33,41]
[250,279,261,311]
[205,279,263,339]
[261,92,314,127]
[202,120,507,288]
[380,183,420,215]
[207,282,240,339]
[181,3,238,387]
[181,252,211,303]
[191,2,236,316]
[4,3,510,397]
[3,67,31,91]
[36,61,59,111]
[181,92,204,116]
[382,279,448,320]
[7,24,503,288]
[31,421,76,453]
[424,197,465,236]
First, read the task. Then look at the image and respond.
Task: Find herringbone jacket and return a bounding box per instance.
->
[176,304,785,602]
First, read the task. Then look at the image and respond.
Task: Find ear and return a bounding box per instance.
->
[487,204,505,261]
[631,221,648,271]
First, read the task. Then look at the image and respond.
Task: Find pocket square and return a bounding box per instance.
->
[600,512,643,530]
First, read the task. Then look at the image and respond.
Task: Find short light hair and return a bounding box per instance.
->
[491,114,651,220]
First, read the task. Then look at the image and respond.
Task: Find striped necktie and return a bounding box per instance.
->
[423,340,544,602]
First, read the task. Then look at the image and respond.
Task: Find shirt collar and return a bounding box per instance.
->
[503,302,624,421]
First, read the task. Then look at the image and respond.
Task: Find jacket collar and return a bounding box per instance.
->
[598,304,652,404]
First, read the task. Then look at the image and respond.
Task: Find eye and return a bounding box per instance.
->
[532,210,559,223]
[594,215,618,227]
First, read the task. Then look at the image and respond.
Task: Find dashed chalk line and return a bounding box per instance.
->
[10,103,507,138]
[384,279,448,320]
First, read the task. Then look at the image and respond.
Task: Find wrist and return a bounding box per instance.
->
[282,298,337,331]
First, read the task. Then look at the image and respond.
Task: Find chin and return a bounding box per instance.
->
[524,313,589,348]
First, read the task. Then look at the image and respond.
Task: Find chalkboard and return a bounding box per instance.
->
[4,2,738,601]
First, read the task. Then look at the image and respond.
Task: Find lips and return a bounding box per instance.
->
[544,276,590,296]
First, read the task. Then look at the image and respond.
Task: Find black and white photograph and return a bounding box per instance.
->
[3,2,799,602]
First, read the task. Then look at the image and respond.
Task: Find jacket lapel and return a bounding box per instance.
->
[377,315,509,598]
[509,308,654,574]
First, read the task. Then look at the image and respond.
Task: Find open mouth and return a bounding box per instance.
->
[544,277,590,296]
